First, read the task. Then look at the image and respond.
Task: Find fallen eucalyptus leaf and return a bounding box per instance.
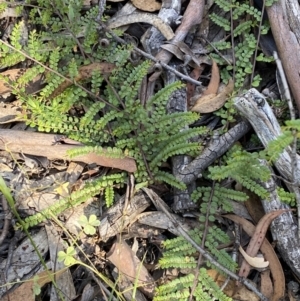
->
[108,13,175,40]
[191,78,234,113]
[131,0,161,12]
[203,60,219,95]
[165,40,200,66]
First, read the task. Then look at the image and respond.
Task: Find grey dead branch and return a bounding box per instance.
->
[234,88,300,279]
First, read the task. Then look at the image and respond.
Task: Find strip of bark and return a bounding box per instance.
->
[266,1,300,112]
[0,129,136,173]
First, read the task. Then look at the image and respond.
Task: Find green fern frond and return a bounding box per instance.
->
[154,269,232,301]
[154,171,187,190]
[233,20,253,37]
[67,146,124,159]
[146,81,184,112]
[19,173,126,229]
[209,14,230,31]
[79,101,106,127]
[0,2,7,14]
[119,60,151,103]
[208,146,270,198]
[105,186,114,207]
[277,187,296,206]
[214,0,233,12]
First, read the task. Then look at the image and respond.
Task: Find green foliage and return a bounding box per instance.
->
[156,143,278,299]
[58,246,77,266]
[2,2,206,228]
[277,188,296,206]
[154,269,231,301]
[266,119,300,162]
[209,145,270,198]
[18,173,126,229]
[192,184,248,222]
[78,214,101,235]
[157,226,236,300]
[214,98,237,128]
[210,0,276,90]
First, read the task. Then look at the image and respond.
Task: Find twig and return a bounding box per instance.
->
[250,0,265,85]
[143,188,270,301]
[189,181,215,301]
[99,23,203,86]
[89,269,118,301]
[0,195,11,246]
[230,2,236,79]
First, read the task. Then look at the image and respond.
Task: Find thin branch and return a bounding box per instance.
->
[250,0,265,85]
[99,23,203,86]
[0,195,11,246]
[189,181,215,301]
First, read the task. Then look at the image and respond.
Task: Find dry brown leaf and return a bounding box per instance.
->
[261,270,273,299]
[131,0,161,11]
[235,183,265,224]
[0,69,25,95]
[165,40,201,66]
[1,269,65,301]
[239,209,289,280]
[108,13,175,40]
[203,60,219,95]
[160,43,184,61]
[107,236,156,297]
[191,78,234,113]
[0,69,44,99]
[187,66,205,107]
[225,214,285,301]
[233,284,260,301]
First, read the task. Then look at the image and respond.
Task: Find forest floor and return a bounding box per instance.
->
[0,0,300,301]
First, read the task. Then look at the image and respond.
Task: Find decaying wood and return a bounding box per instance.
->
[175,121,251,184]
[233,88,300,183]
[149,0,205,81]
[234,89,300,279]
[98,191,151,242]
[141,0,181,55]
[0,129,137,173]
[260,162,300,280]
[266,1,300,112]
[136,211,200,236]
[165,63,197,211]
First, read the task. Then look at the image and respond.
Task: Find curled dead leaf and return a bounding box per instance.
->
[108,13,174,40]
[131,0,161,11]
[203,60,220,95]
[191,78,234,113]
[239,246,269,268]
